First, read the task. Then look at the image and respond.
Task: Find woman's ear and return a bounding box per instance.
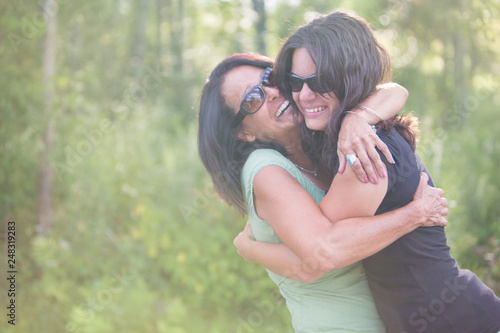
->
[236,129,256,142]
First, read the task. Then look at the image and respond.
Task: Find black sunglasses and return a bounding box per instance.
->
[231,67,274,129]
[287,73,328,94]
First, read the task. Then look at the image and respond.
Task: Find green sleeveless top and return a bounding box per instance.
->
[241,149,385,333]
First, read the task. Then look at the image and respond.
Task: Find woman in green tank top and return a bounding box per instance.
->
[198,52,448,332]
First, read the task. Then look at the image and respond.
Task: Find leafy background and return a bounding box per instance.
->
[1,0,499,332]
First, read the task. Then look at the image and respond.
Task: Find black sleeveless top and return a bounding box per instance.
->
[360,129,500,333]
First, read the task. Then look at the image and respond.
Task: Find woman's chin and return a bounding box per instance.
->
[304,118,328,132]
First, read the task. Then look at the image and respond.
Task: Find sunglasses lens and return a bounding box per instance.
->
[288,75,304,92]
[288,74,328,94]
[241,87,265,113]
[306,77,324,94]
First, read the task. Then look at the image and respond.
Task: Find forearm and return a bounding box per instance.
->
[246,201,424,280]
[247,202,423,280]
[354,83,409,124]
[241,241,324,282]
[312,201,423,272]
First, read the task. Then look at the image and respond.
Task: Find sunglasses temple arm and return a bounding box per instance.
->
[230,112,246,129]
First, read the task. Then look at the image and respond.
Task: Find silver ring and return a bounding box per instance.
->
[346,154,357,165]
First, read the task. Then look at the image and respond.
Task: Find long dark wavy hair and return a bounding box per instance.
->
[274,11,418,168]
[198,54,288,214]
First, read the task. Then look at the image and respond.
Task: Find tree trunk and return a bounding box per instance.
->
[166,0,184,72]
[166,0,189,118]
[252,0,267,55]
[156,0,163,61]
[131,0,150,80]
[453,0,467,118]
[37,0,57,236]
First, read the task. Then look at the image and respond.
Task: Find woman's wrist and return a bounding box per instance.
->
[351,106,381,125]
[405,201,428,228]
[238,239,258,263]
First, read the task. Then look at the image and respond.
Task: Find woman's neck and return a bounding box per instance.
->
[276,128,305,159]
[284,140,332,193]
[287,147,312,169]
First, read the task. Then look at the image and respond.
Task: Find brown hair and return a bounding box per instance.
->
[274,11,418,167]
[198,53,288,213]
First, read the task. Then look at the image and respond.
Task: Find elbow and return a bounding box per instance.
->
[397,84,409,105]
[305,241,343,273]
[317,254,355,273]
[384,82,409,108]
[295,270,324,283]
[292,254,342,283]
[317,259,340,274]
[402,86,409,103]
[300,255,341,276]
[295,257,342,283]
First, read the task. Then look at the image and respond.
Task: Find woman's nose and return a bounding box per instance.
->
[264,85,280,101]
[298,82,316,101]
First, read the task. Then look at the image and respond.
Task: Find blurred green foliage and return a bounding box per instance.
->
[1,0,499,332]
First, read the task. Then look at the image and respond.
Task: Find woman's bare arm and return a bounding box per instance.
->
[234,222,324,283]
[234,166,447,282]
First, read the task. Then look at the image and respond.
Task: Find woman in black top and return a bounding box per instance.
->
[365,129,500,332]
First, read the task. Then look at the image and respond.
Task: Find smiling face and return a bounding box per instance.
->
[221,65,299,145]
[290,48,340,132]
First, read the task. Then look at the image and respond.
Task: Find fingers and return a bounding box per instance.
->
[413,173,451,228]
[365,142,388,179]
[233,232,242,248]
[337,117,391,183]
[439,216,448,226]
[420,172,429,185]
[346,137,392,183]
[441,207,449,217]
[427,193,450,227]
[375,137,395,164]
[243,222,255,239]
[413,172,429,199]
[342,141,384,184]
[357,151,380,184]
[356,133,390,179]
[337,149,346,174]
[424,213,448,227]
[344,150,386,184]
[349,153,371,183]
[234,222,254,249]
[434,216,448,227]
